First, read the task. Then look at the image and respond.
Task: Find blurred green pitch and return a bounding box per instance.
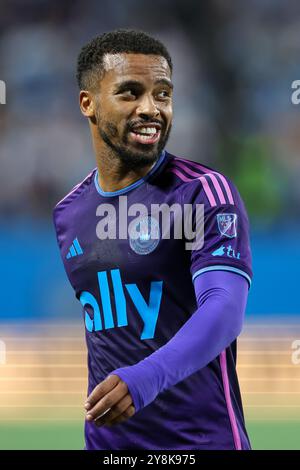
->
[0,421,298,450]
[0,321,299,450]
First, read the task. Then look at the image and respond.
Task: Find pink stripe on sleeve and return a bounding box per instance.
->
[173,161,226,205]
[174,157,235,205]
[168,168,217,207]
[208,173,226,204]
[198,176,217,207]
[219,350,242,450]
[216,173,234,205]
[168,167,192,183]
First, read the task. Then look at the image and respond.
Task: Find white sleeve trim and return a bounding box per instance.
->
[192,265,252,286]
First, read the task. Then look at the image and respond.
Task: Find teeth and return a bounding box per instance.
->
[139,134,154,140]
[134,127,157,135]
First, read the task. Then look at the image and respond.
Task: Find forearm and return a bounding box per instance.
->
[112,271,249,412]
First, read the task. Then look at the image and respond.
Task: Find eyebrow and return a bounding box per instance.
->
[113,78,174,93]
[154,78,174,90]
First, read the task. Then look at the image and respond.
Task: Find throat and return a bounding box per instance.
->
[96,160,156,193]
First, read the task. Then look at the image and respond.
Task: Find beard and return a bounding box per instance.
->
[96,111,171,171]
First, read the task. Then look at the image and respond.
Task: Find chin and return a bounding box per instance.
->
[118,146,159,170]
[132,145,158,157]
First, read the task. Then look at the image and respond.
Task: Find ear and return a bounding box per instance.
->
[79,90,96,118]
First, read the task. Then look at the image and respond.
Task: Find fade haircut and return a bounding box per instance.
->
[76,29,173,91]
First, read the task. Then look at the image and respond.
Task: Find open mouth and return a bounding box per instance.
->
[129,126,161,145]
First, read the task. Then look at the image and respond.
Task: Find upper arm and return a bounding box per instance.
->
[186,178,253,288]
[193,270,249,338]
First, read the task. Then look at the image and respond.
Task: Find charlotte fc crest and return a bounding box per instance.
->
[129,216,160,255]
[216,213,237,238]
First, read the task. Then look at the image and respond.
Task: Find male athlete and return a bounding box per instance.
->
[53,30,252,450]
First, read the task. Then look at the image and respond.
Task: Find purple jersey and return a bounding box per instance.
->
[53,151,252,450]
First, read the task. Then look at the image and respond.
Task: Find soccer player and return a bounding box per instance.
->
[53,30,252,450]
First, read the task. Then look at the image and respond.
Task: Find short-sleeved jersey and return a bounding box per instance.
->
[53,151,252,450]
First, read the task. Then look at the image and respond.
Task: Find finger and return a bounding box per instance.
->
[94,394,133,427]
[86,381,128,421]
[106,405,135,427]
[85,375,120,410]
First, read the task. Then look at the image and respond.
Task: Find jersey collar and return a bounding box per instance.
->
[94,150,166,197]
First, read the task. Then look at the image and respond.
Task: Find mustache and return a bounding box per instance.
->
[126,118,165,132]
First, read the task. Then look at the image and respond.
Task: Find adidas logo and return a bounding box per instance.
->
[66,238,83,259]
[211,244,240,259]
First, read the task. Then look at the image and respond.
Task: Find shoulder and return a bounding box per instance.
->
[53,168,96,240]
[165,152,240,208]
[53,168,96,215]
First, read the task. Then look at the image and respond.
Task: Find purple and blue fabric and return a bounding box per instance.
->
[53,151,253,450]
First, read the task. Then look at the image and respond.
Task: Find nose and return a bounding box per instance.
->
[136,93,160,119]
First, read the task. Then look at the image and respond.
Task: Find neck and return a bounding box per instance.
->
[94,144,158,193]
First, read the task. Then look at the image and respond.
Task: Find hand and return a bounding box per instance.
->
[84,374,135,427]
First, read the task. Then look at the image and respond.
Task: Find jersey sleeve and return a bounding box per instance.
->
[185,179,253,287]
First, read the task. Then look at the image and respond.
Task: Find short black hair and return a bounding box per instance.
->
[76,29,173,90]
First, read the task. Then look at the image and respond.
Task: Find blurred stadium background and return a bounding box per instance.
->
[0,0,300,450]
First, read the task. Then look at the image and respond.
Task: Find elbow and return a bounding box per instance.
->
[225,298,245,343]
[212,295,245,346]
[228,317,243,343]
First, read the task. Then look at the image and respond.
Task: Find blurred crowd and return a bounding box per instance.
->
[0,0,299,222]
